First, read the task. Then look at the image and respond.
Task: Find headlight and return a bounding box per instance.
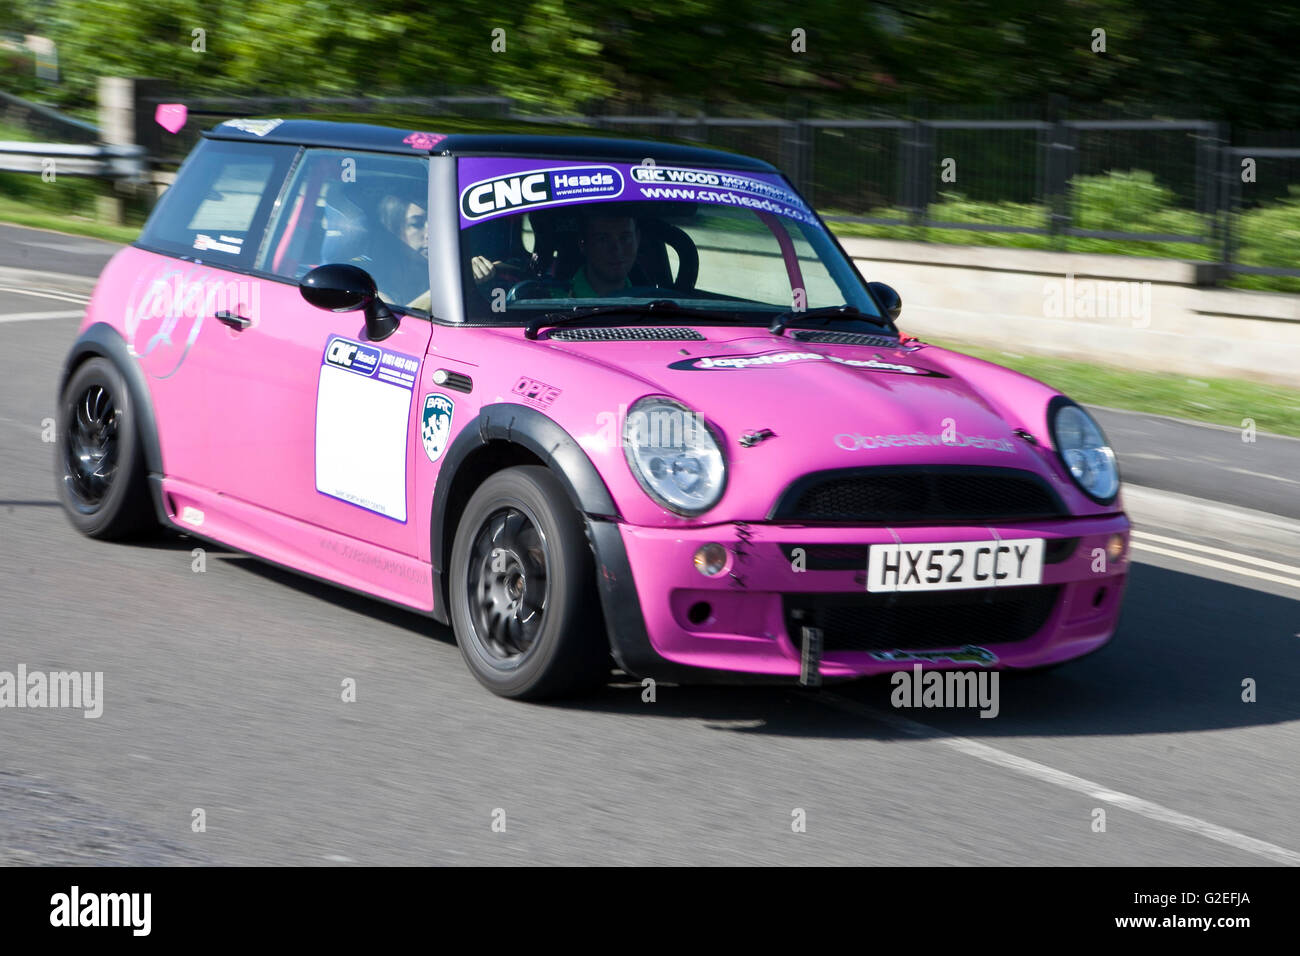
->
[623,396,727,515]
[1049,399,1119,503]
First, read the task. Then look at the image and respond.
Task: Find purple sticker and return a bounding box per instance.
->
[456,158,814,228]
[322,335,418,389]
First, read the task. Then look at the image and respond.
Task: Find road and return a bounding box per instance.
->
[1,224,1297,865]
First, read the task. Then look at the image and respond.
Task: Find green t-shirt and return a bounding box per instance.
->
[570,266,631,298]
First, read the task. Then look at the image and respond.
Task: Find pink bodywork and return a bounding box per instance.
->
[82,242,1129,680]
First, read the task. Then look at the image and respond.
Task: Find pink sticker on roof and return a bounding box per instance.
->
[404,132,447,150]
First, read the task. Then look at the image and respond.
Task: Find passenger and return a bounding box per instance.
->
[366,193,430,308]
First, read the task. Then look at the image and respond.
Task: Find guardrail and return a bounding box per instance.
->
[0,141,146,179]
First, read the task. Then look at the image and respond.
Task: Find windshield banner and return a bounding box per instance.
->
[457,157,816,227]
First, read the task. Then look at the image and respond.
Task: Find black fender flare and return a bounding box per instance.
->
[59,323,169,524]
[429,402,619,621]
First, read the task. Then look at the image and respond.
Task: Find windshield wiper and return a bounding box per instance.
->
[767,305,889,336]
[523,300,734,340]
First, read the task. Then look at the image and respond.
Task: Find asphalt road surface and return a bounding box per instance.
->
[1,225,1297,865]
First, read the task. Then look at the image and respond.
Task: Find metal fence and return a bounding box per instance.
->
[4,85,1299,284]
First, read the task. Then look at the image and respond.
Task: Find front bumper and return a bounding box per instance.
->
[588,514,1130,683]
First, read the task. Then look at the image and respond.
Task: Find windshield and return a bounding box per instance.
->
[456,157,889,331]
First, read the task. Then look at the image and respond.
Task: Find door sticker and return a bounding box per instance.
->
[316,335,419,521]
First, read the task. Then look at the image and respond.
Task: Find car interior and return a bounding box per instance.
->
[462,201,703,312]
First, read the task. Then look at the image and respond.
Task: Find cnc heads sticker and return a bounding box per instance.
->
[325,337,381,376]
[460,165,624,221]
[421,393,455,462]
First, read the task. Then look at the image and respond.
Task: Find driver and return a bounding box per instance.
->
[469,209,641,302]
[570,213,639,297]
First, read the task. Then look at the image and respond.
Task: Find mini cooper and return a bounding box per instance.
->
[56,117,1129,698]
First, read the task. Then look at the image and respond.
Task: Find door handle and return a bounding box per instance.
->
[214,311,252,330]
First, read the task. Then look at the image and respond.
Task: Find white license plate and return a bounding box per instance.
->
[866,539,1044,593]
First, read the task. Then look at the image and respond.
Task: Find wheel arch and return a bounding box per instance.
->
[59,323,169,524]
[429,402,620,624]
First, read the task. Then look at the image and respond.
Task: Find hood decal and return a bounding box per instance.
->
[667,350,947,376]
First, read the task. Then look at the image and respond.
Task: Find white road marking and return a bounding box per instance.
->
[1131,541,1300,590]
[816,693,1300,866]
[1132,529,1300,575]
[1122,452,1169,461]
[1223,466,1300,486]
[0,285,90,304]
[0,309,85,323]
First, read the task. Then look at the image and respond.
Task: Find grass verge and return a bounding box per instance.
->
[928,337,1300,438]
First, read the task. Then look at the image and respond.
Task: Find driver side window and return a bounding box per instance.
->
[259,149,431,315]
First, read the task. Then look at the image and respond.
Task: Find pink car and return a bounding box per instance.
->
[55,118,1129,698]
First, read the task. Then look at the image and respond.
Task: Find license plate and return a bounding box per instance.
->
[866,539,1044,593]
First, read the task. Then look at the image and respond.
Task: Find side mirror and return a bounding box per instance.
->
[868,281,902,321]
[300,263,399,342]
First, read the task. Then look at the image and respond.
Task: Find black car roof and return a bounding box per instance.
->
[202,118,779,173]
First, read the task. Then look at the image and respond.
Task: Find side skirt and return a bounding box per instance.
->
[157,477,437,617]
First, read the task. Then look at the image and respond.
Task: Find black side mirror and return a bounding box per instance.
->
[868,281,902,321]
[300,264,399,342]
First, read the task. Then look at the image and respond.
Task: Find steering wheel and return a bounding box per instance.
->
[505,278,560,303]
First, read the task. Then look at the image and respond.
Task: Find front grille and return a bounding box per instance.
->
[770,467,1067,524]
[549,327,705,341]
[784,586,1060,652]
[791,330,901,348]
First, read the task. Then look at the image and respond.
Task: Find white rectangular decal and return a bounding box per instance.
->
[867,539,1044,593]
[315,335,419,522]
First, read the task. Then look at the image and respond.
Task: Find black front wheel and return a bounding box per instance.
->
[449,466,610,699]
[54,357,155,539]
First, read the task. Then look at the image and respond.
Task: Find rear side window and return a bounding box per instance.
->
[137,138,297,268]
[256,148,430,314]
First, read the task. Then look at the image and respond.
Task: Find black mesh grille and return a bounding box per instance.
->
[549,327,706,341]
[784,586,1060,652]
[779,544,871,571]
[791,330,902,348]
[1043,537,1079,564]
[771,467,1067,524]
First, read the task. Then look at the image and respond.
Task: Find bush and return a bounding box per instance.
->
[1235,185,1300,271]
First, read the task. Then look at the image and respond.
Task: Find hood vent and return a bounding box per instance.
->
[792,330,901,348]
[548,327,706,342]
[551,327,712,343]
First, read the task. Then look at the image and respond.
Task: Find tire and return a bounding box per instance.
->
[449,465,611,699]
[54,356,155,540]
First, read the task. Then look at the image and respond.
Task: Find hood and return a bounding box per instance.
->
[538,328,1040,470]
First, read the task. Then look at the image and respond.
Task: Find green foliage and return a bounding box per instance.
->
[1235,186,1300,273]
[1070,170,1179,230]
[0,0,1293,123]
[829,169,1300,293]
